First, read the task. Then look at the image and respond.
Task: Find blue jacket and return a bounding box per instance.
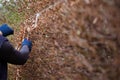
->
[0,36,8,80]
[0,35,30,80]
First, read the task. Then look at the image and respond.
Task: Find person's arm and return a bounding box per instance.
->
[0,24,32,65]
[0,41,31,65]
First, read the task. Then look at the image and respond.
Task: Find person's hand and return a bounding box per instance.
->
[0,31,3,35]
[0,24,14,37]
[22,38,32,51]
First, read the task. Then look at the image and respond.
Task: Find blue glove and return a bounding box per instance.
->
[0,24,14,37]
[22,38,32,51]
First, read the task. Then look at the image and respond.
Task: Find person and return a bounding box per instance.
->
[0,24,32,80]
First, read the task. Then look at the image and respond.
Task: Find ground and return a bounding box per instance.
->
[9,0,120,80]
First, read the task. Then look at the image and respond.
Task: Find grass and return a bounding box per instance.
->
[0,1,25,27]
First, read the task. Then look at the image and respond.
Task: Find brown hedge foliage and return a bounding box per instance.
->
[12,0,120,80]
